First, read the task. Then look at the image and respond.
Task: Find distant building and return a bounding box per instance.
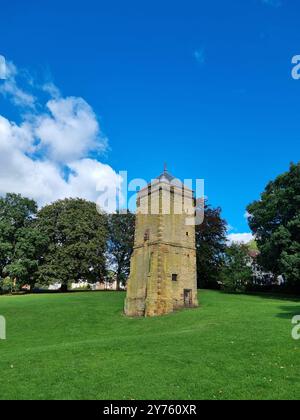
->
[48,283,62,291]
[247,249,286,286]
[48,279,125,291]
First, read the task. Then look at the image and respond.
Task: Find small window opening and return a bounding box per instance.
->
[172,274,178,282]
[144,229,150,241]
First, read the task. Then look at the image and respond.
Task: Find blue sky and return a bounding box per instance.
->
[0,0,300,239]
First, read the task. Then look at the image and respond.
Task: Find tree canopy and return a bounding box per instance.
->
[195,202,227,289]
[247,162,300,289]
[107,211,135,289]
[0,193,47,290]
[36,198,108,291]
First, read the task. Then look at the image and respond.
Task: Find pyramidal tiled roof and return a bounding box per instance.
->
[155,170,178,183]
[148,167,191,190]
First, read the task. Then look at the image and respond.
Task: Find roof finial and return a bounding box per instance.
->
[164,162,167,174]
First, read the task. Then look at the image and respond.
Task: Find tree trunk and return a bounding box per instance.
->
[116,268,122,291]
[60,283,68,293]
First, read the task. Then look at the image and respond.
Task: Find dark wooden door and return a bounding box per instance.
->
[184,289,192,307]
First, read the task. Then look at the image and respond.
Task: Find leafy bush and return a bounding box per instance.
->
[0,277,14,294]
[220,243,253,293]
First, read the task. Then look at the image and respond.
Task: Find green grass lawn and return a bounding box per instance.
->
[0,290,299,400]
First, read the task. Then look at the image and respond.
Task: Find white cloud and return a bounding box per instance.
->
[0,60,121,210]
[0,115,121,208]
[35,96,107,162]
[0,61,36,108]
[227,233,254,245]
[67,159,122,213]
[0,55,7,79]
[244,211,251,220]
[0,115,34,153]
[42,82,60,99]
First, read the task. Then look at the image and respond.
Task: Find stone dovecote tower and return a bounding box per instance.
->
[124,168,199,317]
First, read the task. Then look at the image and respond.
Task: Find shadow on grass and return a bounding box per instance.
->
[239,292,300,303]
[276,305,300,319]
[202,290,300,320]
[200,286,300,301]
[33,289,124,294]
[0,289,126,297]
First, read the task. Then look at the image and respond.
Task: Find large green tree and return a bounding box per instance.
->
[107,211,135,290]
[196,202,227,289]
[247,162,300,288]
[0,193,47,290]
[36,198,108,291]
